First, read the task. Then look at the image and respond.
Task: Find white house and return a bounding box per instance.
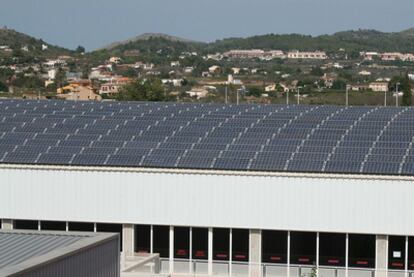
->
[170,61,180,67]
[369,82,388,92]
[209,65,221,74]
[186,87,209,99]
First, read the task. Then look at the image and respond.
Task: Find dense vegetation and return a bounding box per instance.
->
[101,29,414,58]
[0,28,72,57]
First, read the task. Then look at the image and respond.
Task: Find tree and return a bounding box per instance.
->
[402,74,412,106]
[247,86,263,97]
[0,81,8,92]
[332,80,347,90]
[310,67,323,77]
[75,45,86,54]
[117,78,167,101]
[54,68,67,88]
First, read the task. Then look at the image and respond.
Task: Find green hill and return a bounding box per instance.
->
[0,27,72,57]
[100,29,414,57]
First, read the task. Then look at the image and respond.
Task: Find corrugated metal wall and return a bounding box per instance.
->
[1,167,414,236]
[14,237,120,277]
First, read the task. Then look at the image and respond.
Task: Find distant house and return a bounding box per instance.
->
[161,79,183,87]
[265,83,289,93]
[134,62,154,70]
[227,74,243,85]
[99,77,131,96]
[231,68,241,75]
[359,70,372,76]
[170,61,180,67]
[186,87,209,99]
[43,59,67,68]
[267,50,286,59]
[109,57,121,64]
[369,82,388,92]
[209,65,221,74]
[184,67,194,73]
[350,84,370,91]
[265,84,277,92]
[381,52,403,61]
[287,51,327,60]
[57,83,101,101]
[360,52,380,61]
[224,49,265,59]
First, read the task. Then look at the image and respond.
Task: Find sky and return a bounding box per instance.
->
[1,0,413,51]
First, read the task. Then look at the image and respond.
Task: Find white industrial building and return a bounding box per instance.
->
[0,100,414,277]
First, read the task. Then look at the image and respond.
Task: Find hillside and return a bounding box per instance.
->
[100,28,414,57]
[0,27,72,56]
[205,29,414,53]
[102,33,201,50]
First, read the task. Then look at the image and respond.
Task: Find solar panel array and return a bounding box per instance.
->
[0,99,413,176]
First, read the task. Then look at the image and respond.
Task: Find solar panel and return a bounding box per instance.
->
[0,100,412,176]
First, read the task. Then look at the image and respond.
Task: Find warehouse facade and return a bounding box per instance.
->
[0,100,414,277]
[1,165,414,277]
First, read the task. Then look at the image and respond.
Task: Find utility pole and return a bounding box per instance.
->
[395,82,400,107]
[225,86,228,104]
[297,87,300,105]
[236,89,239,105]
[286,90,289,105]
[346,85,349,106]
[384,90,387,107]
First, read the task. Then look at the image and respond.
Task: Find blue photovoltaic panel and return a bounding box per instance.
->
[0,99,412,176]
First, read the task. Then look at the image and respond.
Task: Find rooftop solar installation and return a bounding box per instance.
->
[0,99,413,176]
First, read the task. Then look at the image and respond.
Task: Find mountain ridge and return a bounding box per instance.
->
[100,33,203,50]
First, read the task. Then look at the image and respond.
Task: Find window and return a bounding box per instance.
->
[319,233,346,267]
[174,227,190,259]
[14,220,38,230]
[192,227,208,260]
[213,228,229,261]
[262,230,288,264]
[41,221,66,231]
[68,222,94,232]
[153,225,169,258]
[389,236,406,270]
[290,232,316,265]
[135,225,151,253]
[348,234,375,268]
[232,229,249,262]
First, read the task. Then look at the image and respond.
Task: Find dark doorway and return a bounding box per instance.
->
[192,227,208,260]
[232,229,249,262]
[348,234,375,268]
[262,230,288,264]
[135,225,151,253]
[213,228,230,261]
[174,227,190,259]
[153,225,169,258]
[319,233,346,267]
[388,236,406,270]
[290,232,316,265]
